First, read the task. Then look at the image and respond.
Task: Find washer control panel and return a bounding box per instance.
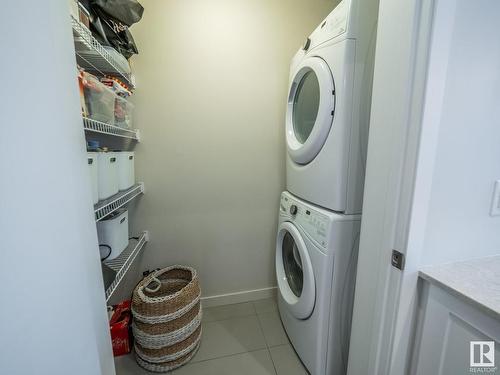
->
[280,194,329,247]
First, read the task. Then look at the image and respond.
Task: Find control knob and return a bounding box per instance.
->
[290,205,298,215]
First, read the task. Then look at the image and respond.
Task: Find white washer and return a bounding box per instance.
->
[276,191,360,375]
[285,0,378,214]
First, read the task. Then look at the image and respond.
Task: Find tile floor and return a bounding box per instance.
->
[115,297,309,375]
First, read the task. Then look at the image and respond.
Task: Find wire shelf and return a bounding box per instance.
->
[72,16,134,89]
[83,117,140,141]
[94,183,144,222]
[104,231,148,301]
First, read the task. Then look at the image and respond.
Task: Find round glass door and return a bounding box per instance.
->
[286,57,335,165]
[282,231,304,297]
[276,222,315,319]
[292,70,320,144]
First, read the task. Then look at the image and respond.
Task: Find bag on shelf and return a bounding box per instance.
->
[80,0,143,59]
[91,0,144,26]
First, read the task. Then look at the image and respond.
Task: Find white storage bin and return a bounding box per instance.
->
[97,152,119,200]
[87,152,99,204]
[117,152,135,191]
[97,210,129,260]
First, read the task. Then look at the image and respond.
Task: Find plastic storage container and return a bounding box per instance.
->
[98,152,119,200]
[97,210,129,260]
[87,152,99,204]
[117,152,135,191]
[69,0,79,20]
[115,96,134,129]
[78,2,90,28]
[82,72,117,124]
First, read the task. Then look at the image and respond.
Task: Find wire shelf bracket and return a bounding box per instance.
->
[94,183,144,222]
[104,231,148,302]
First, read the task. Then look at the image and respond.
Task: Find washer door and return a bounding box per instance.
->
[286,56,335,165]
[276,221,315,319]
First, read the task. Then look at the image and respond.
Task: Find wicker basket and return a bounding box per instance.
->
[131,265,202,372]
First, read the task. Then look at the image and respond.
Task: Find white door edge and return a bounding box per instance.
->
[347,1,440,375]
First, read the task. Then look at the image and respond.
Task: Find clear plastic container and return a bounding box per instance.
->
[114,96,134,129]
[69,0,79,19]
[82,72,116,124]
[78,2,90,28]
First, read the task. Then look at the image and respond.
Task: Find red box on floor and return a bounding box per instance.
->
[110,300,132,357]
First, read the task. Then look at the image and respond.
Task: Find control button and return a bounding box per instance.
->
[303,38,311,51]
[290,205,298,215]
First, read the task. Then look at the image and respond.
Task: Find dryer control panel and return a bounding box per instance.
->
[280,194,329,248]
[308,0,348,50]
[322,0,348,39]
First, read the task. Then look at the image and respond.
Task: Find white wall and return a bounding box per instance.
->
[0,1,114,374]
[419,0,500,265]
[127,0,336,299]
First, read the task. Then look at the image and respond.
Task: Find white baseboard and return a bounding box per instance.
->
[201,287,277,308]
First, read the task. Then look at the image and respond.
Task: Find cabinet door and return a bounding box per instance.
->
[413,284,500,375]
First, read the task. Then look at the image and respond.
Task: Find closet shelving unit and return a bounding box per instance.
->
[71,13,147,302]
[72,15,141,141]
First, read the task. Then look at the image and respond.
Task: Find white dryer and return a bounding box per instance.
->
[285,0,378,214]
[276,191,360,375]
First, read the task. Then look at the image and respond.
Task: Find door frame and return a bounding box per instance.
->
[347,0,449,374]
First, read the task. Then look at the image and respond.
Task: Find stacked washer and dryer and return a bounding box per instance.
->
[275,1,379,374]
